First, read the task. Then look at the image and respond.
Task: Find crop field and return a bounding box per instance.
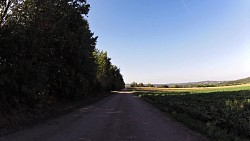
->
[129,84,250,93]
[135,85,250,141]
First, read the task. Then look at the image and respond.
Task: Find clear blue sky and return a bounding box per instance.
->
[88,0,250,84]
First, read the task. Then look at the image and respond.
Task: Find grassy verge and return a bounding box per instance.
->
[134,85,250,141]
[141,96,248,141]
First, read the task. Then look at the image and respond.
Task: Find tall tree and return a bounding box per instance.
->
[0,0,125,121]
[94,50,125,91]
[0,0,98,112]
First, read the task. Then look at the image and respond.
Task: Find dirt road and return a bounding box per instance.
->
[0,93,208,141]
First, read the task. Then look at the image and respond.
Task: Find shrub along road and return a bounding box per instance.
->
[0,92,208,141]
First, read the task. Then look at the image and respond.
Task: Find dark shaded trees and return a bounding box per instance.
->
[109,65,125,90]
[0,0,124,118]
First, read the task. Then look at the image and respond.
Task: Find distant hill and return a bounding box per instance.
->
[125,77,250,88]
[171,77,250,87]
[218,77,250,86]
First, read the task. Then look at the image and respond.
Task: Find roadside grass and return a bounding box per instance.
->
[133,85,250,141]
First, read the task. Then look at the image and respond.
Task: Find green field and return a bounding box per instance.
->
[135,85,250,141]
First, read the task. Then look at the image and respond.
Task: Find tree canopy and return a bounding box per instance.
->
[0,0,124,117]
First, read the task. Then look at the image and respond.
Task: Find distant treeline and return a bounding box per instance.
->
[130,82,169,88]
[0,0,124,118]
[130,77,250,88]
[218,77,250,86]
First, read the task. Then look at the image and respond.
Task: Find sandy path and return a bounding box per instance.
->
[0,93,208,141]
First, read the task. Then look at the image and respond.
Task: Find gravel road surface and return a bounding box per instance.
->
[0,92,208,141]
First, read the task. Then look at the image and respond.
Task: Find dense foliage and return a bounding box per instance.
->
[139,90,250,140]
[94,50,125,92]
[130,82,153,87]
[0,0,124,118]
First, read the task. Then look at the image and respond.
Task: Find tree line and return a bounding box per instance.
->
[0,0,124,116]
[130,82,155,87]
[130,82,216,88]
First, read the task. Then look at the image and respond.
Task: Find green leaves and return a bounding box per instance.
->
[0,0,124,122]
[94,49,125,92]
